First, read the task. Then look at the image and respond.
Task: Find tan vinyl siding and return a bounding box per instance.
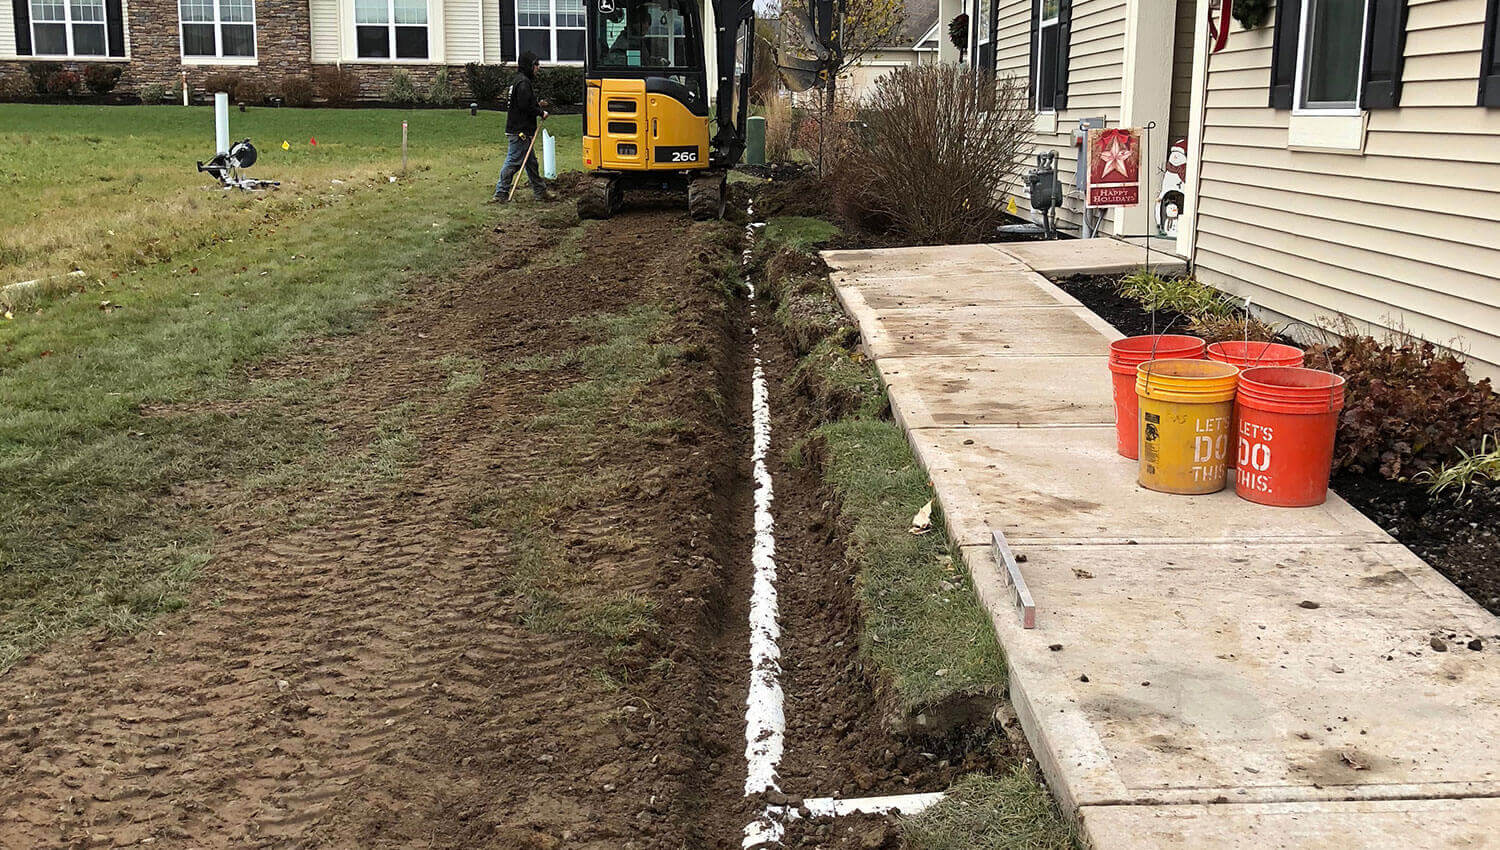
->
[1168,0,1194,139]
[482,0,501,62]
[444,0,484,63]
[994,0,1127,233]
[0,1,16,58]
[309,0,341,63]
[1191,0,1500,382]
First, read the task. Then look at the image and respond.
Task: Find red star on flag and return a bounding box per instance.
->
[1099,138,1133,178]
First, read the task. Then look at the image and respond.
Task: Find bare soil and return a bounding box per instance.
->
[0,193,999,848]
[0,206,756,849]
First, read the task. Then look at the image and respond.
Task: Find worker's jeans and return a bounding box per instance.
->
[495,133,545,198]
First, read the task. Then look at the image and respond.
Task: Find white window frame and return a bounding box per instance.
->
[355,0,431,61]
[515,0,585,63]
[179,0,258,64]
[1292,0,1369,115]
[30,0,109,58]
[1034,0,1060,113]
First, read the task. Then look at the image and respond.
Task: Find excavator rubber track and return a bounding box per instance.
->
[577,175,619,219]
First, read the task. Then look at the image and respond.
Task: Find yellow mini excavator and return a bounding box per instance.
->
[577,0,757,219]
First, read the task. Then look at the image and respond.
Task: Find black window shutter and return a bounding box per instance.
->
[1027,0,1038,104]
[969,0,980,77]
[105,0,125,57]
[1268,0,1301,108]
[500,0,516,62]
[1053,0,1071,109]
[1482,0,1500,106]
[12,0,32,55]
[1360,0,1408,108]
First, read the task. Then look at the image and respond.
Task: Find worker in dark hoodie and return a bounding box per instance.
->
[490,51,556,203]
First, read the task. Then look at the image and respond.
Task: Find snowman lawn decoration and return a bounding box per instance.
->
[1156,138,1189,237]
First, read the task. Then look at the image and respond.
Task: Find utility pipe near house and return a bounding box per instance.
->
[215,92,230,156]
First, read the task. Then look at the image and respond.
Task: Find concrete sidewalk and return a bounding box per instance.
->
[822,241,1500,848]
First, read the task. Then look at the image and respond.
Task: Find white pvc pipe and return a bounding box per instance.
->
[542,130,557,179]
[214,92,229,155]
[796,791,947,817]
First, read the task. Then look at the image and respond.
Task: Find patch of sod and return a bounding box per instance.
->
[761,215,841,252]
[902,768,1077,850]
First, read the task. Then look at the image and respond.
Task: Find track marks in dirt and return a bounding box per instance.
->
[0,208,754,849]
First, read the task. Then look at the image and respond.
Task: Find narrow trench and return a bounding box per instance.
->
[729,202,966,848]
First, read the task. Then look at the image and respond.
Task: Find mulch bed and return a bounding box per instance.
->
[1053,273,1500,616]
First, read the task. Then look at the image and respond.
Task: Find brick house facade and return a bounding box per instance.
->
[0,0,585,100]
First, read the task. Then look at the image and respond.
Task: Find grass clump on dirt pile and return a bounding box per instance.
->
[901,768,1076,850]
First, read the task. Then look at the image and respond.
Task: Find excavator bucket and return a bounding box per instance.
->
[773,6,829,93]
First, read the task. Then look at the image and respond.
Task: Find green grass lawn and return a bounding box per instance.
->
[0,104,581,666]
[0,104,582,286]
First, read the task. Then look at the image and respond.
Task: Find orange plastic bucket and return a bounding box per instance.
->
[1206,341,1304,468]
[1108,335,1206,459]
[1233,366,1346,507]
[1136,359,1240,495]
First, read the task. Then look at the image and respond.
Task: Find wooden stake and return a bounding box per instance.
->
[506,128,540,202]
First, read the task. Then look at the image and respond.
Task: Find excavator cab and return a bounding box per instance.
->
[578,0,755,218]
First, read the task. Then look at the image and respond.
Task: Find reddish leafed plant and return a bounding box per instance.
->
[1311,334,1500,479]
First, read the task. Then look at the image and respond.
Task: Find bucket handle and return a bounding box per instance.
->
[1142,314,1185,396]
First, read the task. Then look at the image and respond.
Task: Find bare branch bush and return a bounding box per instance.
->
[841,65,1031,244]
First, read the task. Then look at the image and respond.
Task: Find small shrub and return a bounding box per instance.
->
[748,20,781,104]
[385,69,421,104]
[139,82,170,103]
[83,64,123,95]
[234,78,263,105]
[1310,333,1500,479]
[792,98,862,174]
[464,62,508,103]
[26,62,62,93]
[427,67,455,106]
[280,74,314,106]
[1188,312,1281,344]
[1118,269,1237,318]
[203,71,244,99]
[43,70,82,95]
[842,65,1030,244]
[1416,434,1500,500]
[0,72,33,101]
[315,66,360,104]
[762,95,795,163]
[536,65,583,107]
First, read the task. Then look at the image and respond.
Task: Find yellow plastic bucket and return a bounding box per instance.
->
[1135,359,1240,495]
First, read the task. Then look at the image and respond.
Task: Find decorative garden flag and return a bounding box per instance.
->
[1086,128,1141,208]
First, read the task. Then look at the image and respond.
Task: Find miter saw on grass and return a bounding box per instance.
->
[198,139,280,191]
